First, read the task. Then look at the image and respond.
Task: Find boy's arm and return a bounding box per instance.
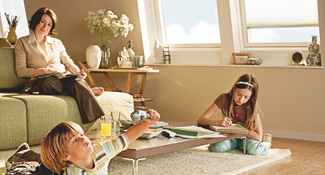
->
[125,109,160,143]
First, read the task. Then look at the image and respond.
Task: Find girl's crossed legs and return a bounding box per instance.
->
[208,138,269,156]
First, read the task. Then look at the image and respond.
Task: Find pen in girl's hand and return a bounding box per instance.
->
[220,108,232,126]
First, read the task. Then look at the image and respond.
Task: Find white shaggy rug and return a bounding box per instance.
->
[108,145,291,175]
[0,145,291,175]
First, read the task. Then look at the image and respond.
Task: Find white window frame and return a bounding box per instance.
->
[137,0,325,66]
[0,0,29,38]
[239,0,319,48]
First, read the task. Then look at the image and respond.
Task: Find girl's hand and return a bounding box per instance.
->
[33,68,57,76]
[145,109,160,124]
[221,117,232,127]
[77,69,87,79]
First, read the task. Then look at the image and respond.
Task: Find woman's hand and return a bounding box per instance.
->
[32,68,57,76]
[77,69,87,80]
[145,109,160,124]
[221,117,232,127]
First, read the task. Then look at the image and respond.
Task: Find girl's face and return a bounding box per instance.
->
[35,14,53,37]
[233,88,252,106]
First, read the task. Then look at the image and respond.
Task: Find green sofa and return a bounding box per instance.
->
[0,48,134,150]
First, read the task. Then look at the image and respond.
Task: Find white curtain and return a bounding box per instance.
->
[244,0,319,28]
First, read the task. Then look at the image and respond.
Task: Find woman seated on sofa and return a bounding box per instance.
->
[15,7,104,124]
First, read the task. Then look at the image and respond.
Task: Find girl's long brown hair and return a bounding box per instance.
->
[227,74,259,131]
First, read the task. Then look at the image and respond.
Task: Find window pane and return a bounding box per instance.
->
[161,0,220,44]
[248,27,320,43]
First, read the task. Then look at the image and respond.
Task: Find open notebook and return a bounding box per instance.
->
[163,125,226,139]
[209,124,248,134]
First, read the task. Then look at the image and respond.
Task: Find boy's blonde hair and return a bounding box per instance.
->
[228,74,259,131]
[41,121,84,173]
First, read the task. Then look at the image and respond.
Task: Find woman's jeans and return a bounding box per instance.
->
[208,138,268,156]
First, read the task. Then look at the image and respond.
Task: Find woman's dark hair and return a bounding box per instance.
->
[29,7,57,37]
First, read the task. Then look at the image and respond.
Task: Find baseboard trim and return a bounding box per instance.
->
[264,130,325,142]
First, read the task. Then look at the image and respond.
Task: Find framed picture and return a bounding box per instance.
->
[232,53,250,65]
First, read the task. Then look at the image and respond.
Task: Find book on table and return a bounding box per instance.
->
[163,125,225,139]
[209,124,248,134]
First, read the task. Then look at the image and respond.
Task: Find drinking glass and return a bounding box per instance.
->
[101,115,112,139]
[111,112,121,137]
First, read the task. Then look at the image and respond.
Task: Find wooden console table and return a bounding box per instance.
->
[78,61,159,106]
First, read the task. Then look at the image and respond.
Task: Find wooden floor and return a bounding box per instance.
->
[241,137,325,175]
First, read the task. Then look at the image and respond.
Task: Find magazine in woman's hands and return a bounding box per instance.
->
[24,72,82,92]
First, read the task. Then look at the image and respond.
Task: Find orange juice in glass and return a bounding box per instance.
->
[101,115,111,139]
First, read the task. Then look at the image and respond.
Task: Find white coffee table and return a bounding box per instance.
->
[86,126,246,175]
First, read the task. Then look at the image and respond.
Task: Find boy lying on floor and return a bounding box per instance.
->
[6,109,160,175]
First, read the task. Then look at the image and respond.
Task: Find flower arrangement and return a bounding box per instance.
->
[85,10,134,46]
[5,13,20,28]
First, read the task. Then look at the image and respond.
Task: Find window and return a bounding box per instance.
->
[241,0,319,45]
[0,0,29,38]
[159,0,220,45]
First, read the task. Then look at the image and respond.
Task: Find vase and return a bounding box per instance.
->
[100,45,111,69]
[6,28,17,45]
[86,45,101,69]
[306,36,321,66]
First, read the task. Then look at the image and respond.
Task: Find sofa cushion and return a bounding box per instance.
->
[0,48,29,91]
[0,97,27,150]
[96,91,134,121]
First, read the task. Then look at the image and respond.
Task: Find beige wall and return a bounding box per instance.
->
[24,0,144,65]
[24,1,325,141]
[145,66,325,137]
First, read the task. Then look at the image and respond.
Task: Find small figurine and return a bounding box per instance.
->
[126,40,135,68]
[306,36,321,66]
[247,58,263,65]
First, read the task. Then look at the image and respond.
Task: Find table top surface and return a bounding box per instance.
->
[86,122,246,159]
[88,68,159,73]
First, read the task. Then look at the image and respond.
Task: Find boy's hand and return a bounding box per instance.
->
[125,109,160,143]
[145,109,160,124]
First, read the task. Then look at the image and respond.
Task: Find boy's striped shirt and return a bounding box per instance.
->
[64,133,129,175]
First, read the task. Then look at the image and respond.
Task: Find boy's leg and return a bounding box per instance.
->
[237,138,269,156]
[208,139,237,153]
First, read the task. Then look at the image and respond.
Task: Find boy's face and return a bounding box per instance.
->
[233,88,252,106]
[64,132,93,161]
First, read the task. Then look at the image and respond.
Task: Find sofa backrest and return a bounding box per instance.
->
[0,48,29,91]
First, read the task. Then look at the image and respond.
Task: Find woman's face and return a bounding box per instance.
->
[233,88,252,106]
[35,14,53,37]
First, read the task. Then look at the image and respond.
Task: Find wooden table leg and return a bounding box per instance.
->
[125,72,132,93]
[139,73,147,95]
[77,61,97,87]
[104,72,118,91]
